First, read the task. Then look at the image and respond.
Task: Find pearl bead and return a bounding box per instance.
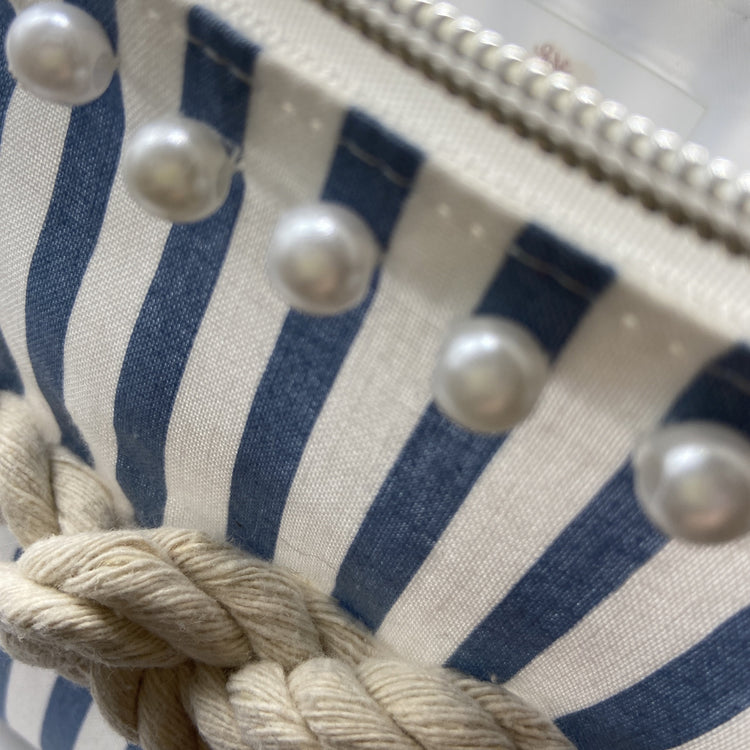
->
[267,203,380,316]
[123,116,235,223]
[433,316,549,434]
[634,422,750,544]
[5,2,116,106]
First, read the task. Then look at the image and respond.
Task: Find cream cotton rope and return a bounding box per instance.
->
[0,391,573,750]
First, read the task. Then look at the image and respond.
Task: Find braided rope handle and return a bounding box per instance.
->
[0,392,573,750]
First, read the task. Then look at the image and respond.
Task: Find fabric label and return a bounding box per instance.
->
[458,0,704,138]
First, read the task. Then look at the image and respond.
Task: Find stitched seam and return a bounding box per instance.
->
[181,36,415,192]
[339,138,414,189]
[187,34,254,86]
[706,365,750,397]
[508,244,598,300]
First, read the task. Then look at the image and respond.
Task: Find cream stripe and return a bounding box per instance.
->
[506,537,750,717]
[674,708,750,750]
[274,161,525,592]
[0,89,70,445]
[378,283,729,665]
[62,0,186,513]
[162,53,345,536]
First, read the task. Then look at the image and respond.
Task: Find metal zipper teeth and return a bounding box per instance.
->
[312,0,750,257]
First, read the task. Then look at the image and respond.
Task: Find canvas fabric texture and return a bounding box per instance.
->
[0,0,749,749]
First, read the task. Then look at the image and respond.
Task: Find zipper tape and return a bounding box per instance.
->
[312,0,750,258]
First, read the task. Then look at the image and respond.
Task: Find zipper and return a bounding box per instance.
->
[312,0,750,257]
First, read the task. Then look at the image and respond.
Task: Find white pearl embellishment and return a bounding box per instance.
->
[5,2,117,106]
[634,422,750,544]
[267,203,380,316]
[123,116,235,223]
[433,316,549,434]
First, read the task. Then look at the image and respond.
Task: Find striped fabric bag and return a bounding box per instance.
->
[0,0,748,749]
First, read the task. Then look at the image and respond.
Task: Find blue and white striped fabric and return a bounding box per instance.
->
[0,1,749,748]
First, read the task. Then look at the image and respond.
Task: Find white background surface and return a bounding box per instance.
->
[460,0,750,168]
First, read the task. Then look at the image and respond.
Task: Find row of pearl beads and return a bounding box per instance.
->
[5,4,238,223]
[6,3,750,548]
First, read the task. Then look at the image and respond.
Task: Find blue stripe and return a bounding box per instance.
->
[447,344,750,687]
[556,606,750,750]
[0,650,10,721]
[24,0,123,464]
[0,0,16,134]
[0,329,23,395]
[40,677,91,750]
[183,6,258,143]
[333,224,616,630]
[226,109,423,559]
[113,7,257,527]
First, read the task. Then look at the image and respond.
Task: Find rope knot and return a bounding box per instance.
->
[0,390,573,749]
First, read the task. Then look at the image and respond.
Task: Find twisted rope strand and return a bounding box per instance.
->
[0,391,573,750]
